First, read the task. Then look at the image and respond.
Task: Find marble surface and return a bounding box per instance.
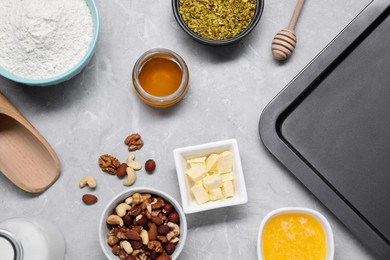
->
[0,0,380,259]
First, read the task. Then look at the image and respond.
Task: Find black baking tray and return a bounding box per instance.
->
[259,0,390,258]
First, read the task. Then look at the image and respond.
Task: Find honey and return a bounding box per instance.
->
[262,213,327,260]
[138,57,182,97]
[132,48,189,108]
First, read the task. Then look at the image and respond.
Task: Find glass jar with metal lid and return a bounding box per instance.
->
[0,218,66,260]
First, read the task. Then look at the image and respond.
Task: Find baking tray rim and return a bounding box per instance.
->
[259,0,390,258]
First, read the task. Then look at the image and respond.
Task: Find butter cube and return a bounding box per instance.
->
[203,174,223,191]
[222,181,235,198]
[185,164,207,182]
[221,172,234,182]
[187,157,206,167]
[209,188,224,201]
[206,153,219,172]
[191,183,209,204]
[217,151,234,174]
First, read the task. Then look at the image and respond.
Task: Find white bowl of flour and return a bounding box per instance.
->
[0,0,99,86]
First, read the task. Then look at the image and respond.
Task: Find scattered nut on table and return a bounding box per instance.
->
[122,154,142,186]
[124,133,144,151]
[126,154,142,170]
[98,154,120,174]
[105,193,181,259]
[145,159,156,173]
[79,176,97,189]
[82,194,98,205]
[116,163,128,178]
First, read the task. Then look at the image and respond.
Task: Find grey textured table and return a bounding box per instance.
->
[0,0,379,259]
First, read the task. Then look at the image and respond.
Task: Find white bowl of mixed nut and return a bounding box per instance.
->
[99,187,187,260]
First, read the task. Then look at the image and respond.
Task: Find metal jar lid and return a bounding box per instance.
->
[0,229,23,260]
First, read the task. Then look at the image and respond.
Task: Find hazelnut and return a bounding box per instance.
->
[118,250,128,259]
[150,250,159,259]
[112,244,121,255]
[168,212,179,224]
[165,243,176,255]
[134,214,148,227]
[157,224,170,235]
[124,256,136,260]
[130,240,143,250]
[129,205,142,216]
[151,216,163,226]
[145,159,156,172]
[156,253,171,260]
[162,204,174,214]
[123,212,134,226]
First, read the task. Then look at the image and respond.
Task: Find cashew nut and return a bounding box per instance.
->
[123,167,136,186]
[120,240,133,254]
[115,203,131,217]
[170,237,180,243]
[146,204,152,214]
[106,214,124,226]
[126,154,142,170]
[125,196,133,205]
[79,176,97,188]
[166,222,180,241]
[140,229,149,245]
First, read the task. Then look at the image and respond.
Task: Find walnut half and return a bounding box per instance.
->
[124,133,144,151]
[98,154,120,174]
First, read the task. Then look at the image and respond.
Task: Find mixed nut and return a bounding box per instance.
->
[125,133,144,151]
[80,133,158,205]
[106,192,181,260]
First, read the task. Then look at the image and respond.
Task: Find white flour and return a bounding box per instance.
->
[0,0,94,80]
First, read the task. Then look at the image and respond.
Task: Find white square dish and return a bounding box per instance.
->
[173,139,248,214]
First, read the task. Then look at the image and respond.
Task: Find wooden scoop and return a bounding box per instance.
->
[0,92,60,193]
[272,0,305,61]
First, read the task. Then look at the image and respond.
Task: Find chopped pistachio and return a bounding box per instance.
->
[179,0,257,40]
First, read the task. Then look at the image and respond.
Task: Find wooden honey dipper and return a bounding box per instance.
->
[272,0,305,60]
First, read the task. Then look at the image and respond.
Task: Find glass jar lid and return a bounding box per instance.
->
[0,229,23,260]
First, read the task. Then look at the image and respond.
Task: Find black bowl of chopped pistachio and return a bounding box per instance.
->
[172,0,264,46]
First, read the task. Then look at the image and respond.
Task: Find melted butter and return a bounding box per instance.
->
[262,213,327,260]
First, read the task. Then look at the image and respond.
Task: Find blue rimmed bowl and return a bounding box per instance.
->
[0,0,99,86]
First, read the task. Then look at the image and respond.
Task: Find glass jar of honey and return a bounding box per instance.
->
[132,48,189,108]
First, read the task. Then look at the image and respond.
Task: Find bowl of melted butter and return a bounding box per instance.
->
[257,207,334,260]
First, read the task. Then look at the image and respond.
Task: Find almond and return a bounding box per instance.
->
[117,163,127,178]
[125,230,141,241]
[82,194,97,205]
[148,223,158,241]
